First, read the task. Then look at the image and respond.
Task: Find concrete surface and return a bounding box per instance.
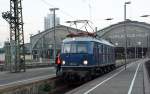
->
[0,67,55,86]
[66,59,149,94]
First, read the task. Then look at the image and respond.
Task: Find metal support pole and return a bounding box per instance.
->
[148,35,150,57]
[124,3,127,70]
[2,0,25,72]
[124,1,131,70]
[147,35,148,57]
[148,36,149,57]
[29,34,33,61]
[142,44,143,58]
[50,8,59,61]
[135,45,136,58]
[135,35,137,59]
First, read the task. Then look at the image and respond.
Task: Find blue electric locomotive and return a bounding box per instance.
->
[60,33,115,79]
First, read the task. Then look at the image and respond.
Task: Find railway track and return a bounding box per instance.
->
[0,59,137,94]
[50,59,138,94]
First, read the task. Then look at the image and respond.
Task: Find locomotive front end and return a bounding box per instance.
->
[60,38,94,79]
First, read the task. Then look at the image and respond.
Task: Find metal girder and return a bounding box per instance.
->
[2,0,25,72]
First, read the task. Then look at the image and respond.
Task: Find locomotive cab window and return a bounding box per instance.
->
[62,41,92,53]
[77,44,87,53]
[62,44,71,53]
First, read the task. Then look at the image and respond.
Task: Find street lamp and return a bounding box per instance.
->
[147,34,150,57]
[48,44,52,64]
[105,18,113,26]
[137,41,144,58]
[29,34,33,61]
[105,18,113,21]
[141,15,150,58]
[115,42,119,59]
[49,8,59,61]
[124,1,131,70]
[137,41,142,58]
[134,35,137,59]
[141,15,150,17]
[104,18,114,42]
[115,42,118,46]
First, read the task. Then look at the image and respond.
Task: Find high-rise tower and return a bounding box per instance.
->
[44,14,60,30]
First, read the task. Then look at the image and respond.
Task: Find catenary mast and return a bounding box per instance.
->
[2,0,25,72]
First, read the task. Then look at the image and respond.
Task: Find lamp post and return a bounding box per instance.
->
[124,1,131,70]
[105,18,113,21]
[134,33,137,59]
[115,42,119,59]
[29,34,33,61]
[105,18,113,42]
[49,8,59,61]
[137,41,142,58]
[105,18,113,26]
[147,34,149,57]
[135,39,137,59]
[115,42,118,46]
[141,42,143,58]
[141,15,150,58]
[142,43,144,58]
[141,15,150,17]
[48,44,52,64]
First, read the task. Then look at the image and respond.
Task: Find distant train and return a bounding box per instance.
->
[60,33,115,80]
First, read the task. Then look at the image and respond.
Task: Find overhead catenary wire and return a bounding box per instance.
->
[40,0,96,34]
[40,0,77,20]
[40,0,96,28]
[88,0,92,21]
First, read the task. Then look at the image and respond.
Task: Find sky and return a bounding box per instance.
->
[0,0,150,47]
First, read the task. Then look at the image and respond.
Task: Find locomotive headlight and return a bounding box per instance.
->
[62,60,65,65]
[83,60,88,65]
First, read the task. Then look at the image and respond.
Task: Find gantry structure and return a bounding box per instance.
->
[2,0,25,72]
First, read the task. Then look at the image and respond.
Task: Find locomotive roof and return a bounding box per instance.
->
[62,36,114,47]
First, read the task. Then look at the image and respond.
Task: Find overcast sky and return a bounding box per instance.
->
[0,0,150,46]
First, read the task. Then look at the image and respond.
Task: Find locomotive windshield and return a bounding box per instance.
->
[62,41,92,53]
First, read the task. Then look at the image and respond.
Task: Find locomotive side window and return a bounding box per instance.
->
[93,42,98,63]
[98,44,102,53]
[103,45,105,63]
[106,46,108,63]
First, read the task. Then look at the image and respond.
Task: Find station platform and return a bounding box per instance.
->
[0,67,55,87]
[66,59,149,94]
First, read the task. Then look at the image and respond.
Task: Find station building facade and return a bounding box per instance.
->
[30,20,150,61]
[97,20,150,59]
[30,25,83,61]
